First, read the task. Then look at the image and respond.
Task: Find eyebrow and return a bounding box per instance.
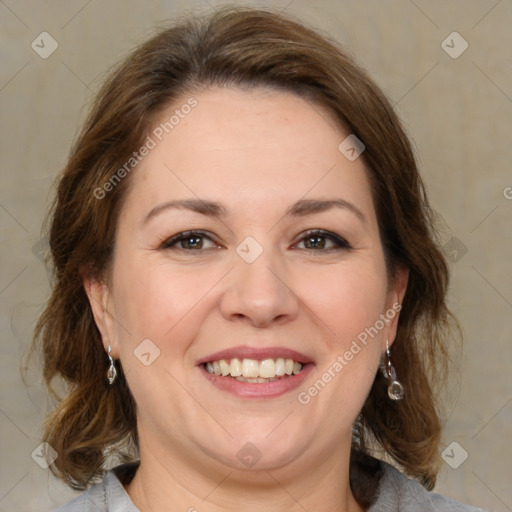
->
[286,198,366,224]
[143,199,227,225]
[142,197,366,225]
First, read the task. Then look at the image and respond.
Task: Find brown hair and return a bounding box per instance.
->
[30,5,457,495]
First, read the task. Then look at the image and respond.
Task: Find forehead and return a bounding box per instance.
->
[124,86,375,220]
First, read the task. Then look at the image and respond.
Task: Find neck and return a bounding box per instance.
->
[125,432,365,512]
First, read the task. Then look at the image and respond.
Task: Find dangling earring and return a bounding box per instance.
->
[384,339,404,400]
[106,343,117,385]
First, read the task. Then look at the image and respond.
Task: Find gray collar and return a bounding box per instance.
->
[55,457,487,511]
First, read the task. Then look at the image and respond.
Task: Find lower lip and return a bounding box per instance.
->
[199,363,314,399]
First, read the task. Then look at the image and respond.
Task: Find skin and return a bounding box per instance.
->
[84,86,408,512]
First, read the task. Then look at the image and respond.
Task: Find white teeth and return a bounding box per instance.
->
[205,357,304,379]
[235,376,279,383]
[242,358,260,378]
[275,357,285,376]
[259,359,276,378]
[219,359,230,376]
[230,358,242,377]
[212,361,222,376]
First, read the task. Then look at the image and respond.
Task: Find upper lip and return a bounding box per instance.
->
[197,345,314,365]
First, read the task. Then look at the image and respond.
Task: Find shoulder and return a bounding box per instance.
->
[52,479,107,512]
[52,462,140,512]
[369,458,489,512]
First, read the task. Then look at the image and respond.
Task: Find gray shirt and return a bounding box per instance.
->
[53,458,488,511]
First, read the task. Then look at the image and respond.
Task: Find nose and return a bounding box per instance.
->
[219,248,300,328]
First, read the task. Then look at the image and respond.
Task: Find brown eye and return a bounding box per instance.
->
[303,234,327,249]
[294,230,351,251]
[161,231,219,250]
[180,234,203,249]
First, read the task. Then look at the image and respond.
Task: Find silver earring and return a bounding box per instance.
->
[106,343,117,385]
[384,340,404,401]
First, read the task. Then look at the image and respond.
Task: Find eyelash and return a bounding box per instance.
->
[160,229,351,252]
[293,229,351,251]
[160,230,219,250]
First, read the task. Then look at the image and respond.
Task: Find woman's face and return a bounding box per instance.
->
[87,86,407,478]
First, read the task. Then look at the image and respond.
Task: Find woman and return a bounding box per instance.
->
[33,6,486,511]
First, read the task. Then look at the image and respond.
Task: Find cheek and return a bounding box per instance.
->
[111,253,224,353]
[300,261,389,345]
[297,260,387,392]
[293,260,388,408]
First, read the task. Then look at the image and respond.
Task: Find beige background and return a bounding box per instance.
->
[1,1,511,511]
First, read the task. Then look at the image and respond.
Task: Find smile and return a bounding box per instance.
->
[204,357,304,382]
[198,347,313,398]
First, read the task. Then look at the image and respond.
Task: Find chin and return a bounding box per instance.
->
[206,421,312,472]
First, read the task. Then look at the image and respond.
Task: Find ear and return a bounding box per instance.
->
[384,264,409,349]
[80,265,120,358]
